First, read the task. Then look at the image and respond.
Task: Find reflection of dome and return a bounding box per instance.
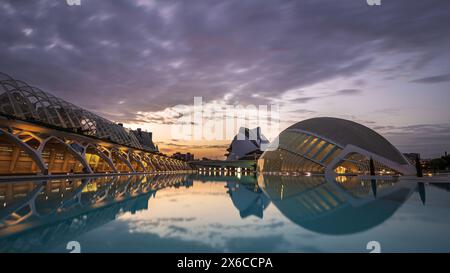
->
[258,117,414,175]
[258,175,414,235]
[226,181,270,219]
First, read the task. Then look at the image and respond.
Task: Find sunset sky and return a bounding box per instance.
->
[1,0,449,159]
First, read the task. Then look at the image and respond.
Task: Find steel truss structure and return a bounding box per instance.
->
[0,72,190,175]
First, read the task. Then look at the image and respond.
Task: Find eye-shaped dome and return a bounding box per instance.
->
[287,117,408,165]
[258,117,414,176]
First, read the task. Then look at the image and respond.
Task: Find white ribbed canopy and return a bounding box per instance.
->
[287,117,408,165]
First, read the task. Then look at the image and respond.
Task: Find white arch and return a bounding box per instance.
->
[13,131,44,144]
[325,144,416,177]
[141,153,156,171]
[111,148,135,173]
[38,136,93,173]
[0,128,47,173]
[84,143,118,173]
[129,152,147,172]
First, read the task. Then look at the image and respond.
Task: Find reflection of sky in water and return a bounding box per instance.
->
[66,177,450,253]
[1,174,450,252]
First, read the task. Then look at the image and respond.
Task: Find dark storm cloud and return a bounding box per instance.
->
[411,73,450,84]
[373,123,450,157]
[290,96,317,104]
[1,0,450,121]
[334,89,363,96]
[288,88,362,104]
[159,141,229,150]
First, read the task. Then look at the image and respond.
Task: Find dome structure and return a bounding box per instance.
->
[258,117,415,176]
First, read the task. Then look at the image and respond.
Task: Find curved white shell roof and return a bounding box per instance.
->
[287,117,408,165]
[0,72,143,150]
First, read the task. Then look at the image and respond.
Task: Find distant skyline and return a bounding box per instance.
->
[1,0,449,159]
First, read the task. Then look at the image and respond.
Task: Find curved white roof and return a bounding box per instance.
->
[0,72,143,150]
[287,117,408,165]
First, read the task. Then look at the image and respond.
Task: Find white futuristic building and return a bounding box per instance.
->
[0,72,189,175]
[225,127,270,161]
[258,117,415,176]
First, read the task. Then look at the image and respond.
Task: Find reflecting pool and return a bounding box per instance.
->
[1,173,450,253]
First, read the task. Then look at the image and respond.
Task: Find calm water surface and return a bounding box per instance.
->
[1,173,450,253]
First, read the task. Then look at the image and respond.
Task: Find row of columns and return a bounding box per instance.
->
[0,127,191,175]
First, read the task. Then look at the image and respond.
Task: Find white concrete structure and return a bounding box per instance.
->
[258,117,415,176]
[225,127,269,161]
[0,72,190,175]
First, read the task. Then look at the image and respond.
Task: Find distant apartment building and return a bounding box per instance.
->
[172,152,194,162]
[403,153,421,165]
[129,128,158,152]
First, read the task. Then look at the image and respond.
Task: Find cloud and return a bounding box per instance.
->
[374,123,450,158]
[411,73,450,84]
[167,225,188,234]
[1,0,449,157]
[334,89,363,96]
[287,88,362,106]
[224,235,286,252]
[290,97,318,104]
[1,0,449,118]
[159,141,229,150]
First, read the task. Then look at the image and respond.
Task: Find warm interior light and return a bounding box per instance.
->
[335,166,347,174]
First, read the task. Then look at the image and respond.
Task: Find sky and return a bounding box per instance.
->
[1,0,449,159]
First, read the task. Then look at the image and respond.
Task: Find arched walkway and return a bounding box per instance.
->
[38,136,92,174]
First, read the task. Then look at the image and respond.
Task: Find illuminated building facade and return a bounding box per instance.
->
[0,72,190,175]
[258,117,415,176]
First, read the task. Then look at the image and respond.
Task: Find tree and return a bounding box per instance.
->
[416,154,423,177]
[429,158,447,171]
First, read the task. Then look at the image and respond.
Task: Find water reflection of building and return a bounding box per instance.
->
[0,174,189,252]
[258,174,415,235]
[258,117,415,176]
[187,174,270,219]
[225,178,270,219]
